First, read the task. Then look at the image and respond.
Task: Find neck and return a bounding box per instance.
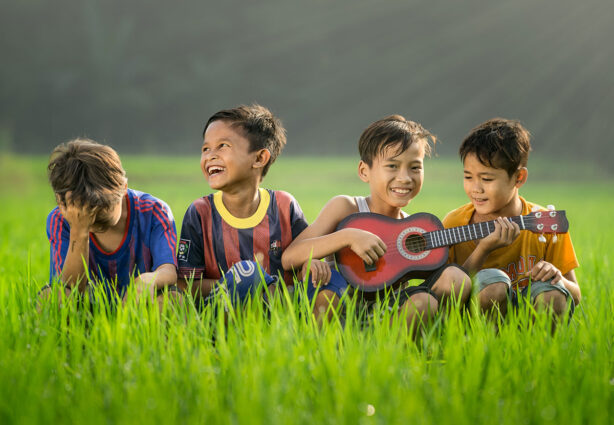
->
[110,195,129,233]
[366,196,405,219]
[221,186,261,218]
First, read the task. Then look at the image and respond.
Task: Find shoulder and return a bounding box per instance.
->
[185,194,214,215]
[46,207,65,235]
[325,195,359,213]
[520,197,546,214]
[316,195,359,225]
[443,202,474,227]
[129,189,176,229]
[130,189,173,214]
[269,189,300,207]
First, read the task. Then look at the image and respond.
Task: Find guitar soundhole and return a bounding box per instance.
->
[404,234,426,253]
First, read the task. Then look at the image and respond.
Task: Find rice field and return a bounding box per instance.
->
[0,154,612,424]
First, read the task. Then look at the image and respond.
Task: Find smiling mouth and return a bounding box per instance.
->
[391,188,411,195]
[207,166,225,176]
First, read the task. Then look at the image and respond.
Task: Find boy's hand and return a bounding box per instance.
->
[132,273,157,304]
[301,260,331,287]
[527,260,563,284]
[57,191,97,234]
[477,217,520,253]
[347,228,387,265]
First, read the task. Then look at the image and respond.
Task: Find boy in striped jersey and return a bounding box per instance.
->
[43,139,178,307]
[177,104,347,311]
[443,118,580,319]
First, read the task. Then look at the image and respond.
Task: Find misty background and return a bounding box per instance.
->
[1,0,612,171]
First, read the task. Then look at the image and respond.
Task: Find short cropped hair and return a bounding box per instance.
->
[459,118,532,176]
[359,115,436,166]
[48,138,127,220]
[203,104,286,178]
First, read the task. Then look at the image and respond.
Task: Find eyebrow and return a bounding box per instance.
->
[464,170,497,176]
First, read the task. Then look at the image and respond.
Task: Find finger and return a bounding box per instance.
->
[366,249,380,263]
[360,253,374,265]
[373,244,386,258]
[375,237,387,253]
[322,266,331,285]
[551,273,563,285]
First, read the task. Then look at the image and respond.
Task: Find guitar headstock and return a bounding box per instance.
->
[524,209,569,234]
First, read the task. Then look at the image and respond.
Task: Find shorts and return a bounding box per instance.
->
[474,268,574,315]
[299,268,349,302]
[355,263,458,323]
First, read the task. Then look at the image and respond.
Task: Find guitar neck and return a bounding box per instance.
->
[425,216,526,249]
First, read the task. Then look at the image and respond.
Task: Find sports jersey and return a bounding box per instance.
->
[177,188,307,282]
[47,189,177,297]
[443,197,578,289]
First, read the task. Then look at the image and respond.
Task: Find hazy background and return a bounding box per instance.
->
[1,0,612,171]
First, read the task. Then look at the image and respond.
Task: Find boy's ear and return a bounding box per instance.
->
[515,167,528,188]
[358,160,370,183]
[253,149,271,169]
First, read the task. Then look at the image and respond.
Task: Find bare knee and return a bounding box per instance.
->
[313,289,340,321]
[535,291,568,316]
[432,267,472,304]
[478,282,509,314]
[400,292,438,326]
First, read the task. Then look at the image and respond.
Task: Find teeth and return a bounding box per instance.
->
[392,188,410,194]
[208,166,224,175]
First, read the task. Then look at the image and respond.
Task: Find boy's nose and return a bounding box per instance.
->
[396,169,411,182]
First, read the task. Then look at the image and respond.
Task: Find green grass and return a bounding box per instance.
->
[1,154,613,425]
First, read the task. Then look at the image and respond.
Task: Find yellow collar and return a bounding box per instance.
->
[213,188,270,229]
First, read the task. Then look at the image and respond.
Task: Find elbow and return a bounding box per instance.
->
[281,251,293,270]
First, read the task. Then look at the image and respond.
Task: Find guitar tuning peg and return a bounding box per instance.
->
[532,205,541,212]
[538,234,547,243]
[552,234,558,243]
[547,204,555,211]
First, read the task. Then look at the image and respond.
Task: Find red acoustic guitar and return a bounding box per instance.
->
[334,209,569,292]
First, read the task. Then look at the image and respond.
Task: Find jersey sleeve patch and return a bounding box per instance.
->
[177,239,191,262]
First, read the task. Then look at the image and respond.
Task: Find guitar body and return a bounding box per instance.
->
[335,212,449,292]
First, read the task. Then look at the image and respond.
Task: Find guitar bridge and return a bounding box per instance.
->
[363,261,377,272]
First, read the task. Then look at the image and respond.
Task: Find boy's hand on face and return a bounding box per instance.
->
[527,260,563,284]
[347,228,387,265]
[478,217,520,253]
[57,191,97,234]
[301,260,331,287]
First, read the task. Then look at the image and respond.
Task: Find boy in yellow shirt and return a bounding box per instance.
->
[443,118,581,319]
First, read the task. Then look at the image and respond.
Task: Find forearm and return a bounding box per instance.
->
[59,232,90,292]
[461,245,493,275]
[282,229,353,270]
[137,264,177,289]
[561,276,581,306]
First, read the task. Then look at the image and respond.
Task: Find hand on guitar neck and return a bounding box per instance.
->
[463,216,520,275]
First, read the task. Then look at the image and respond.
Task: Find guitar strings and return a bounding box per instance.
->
[364,216,560,253]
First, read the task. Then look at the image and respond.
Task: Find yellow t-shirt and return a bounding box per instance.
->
[442,197,579,289]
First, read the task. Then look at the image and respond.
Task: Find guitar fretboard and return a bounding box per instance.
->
[425,216,526,249]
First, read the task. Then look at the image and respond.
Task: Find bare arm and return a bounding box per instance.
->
[56,194,97,292]
[282,196,387,269]
[528,263,581,306]
[132,263,178,302]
